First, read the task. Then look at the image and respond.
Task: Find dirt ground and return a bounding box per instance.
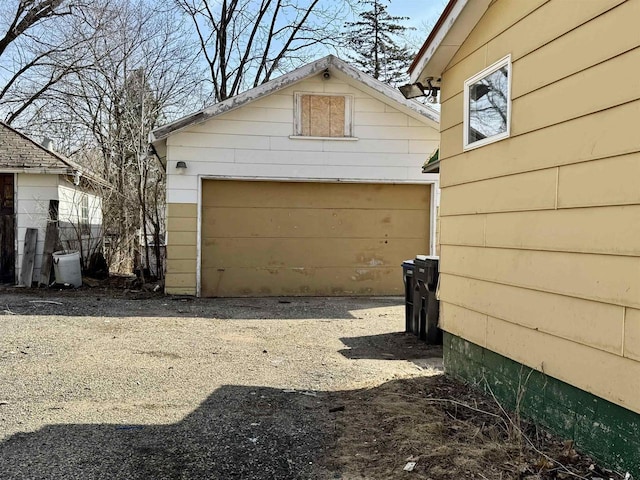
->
[0,287,626,479]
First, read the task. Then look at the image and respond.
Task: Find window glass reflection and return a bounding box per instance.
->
[468,66,508,144]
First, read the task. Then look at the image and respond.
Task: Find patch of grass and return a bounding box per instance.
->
[322,374,625,480]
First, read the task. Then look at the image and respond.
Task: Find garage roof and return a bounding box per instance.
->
[150,54,440,146]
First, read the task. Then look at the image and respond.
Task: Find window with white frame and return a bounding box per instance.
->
[293,93,353,138]
[463,55,511,150]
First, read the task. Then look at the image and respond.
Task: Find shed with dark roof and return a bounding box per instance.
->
[0,122,105,284]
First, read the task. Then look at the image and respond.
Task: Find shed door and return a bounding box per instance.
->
[201,180,430,297]
[0,174,15,283]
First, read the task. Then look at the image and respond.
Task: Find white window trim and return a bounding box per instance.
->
[463,54,512,151]
[289,135,359,141]
[293,92,354,138]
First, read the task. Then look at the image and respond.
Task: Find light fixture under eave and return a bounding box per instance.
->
[399,78,441,103]
[176,161,187,174]
[399,82,427,99]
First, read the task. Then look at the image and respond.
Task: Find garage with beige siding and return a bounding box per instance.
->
[201,180,431,297]
[151,55,440,297]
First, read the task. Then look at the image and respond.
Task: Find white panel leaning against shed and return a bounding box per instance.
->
[150,54,442,296]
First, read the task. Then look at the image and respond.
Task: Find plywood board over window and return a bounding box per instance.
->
[295,93,352,137]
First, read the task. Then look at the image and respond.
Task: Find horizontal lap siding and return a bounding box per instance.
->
[511,47,640,136]
[165,76,438,205]
[485,315,640,414]
[439,274,623,355]
[165,203,197,295]
[441,0,627,102]
[439,101,640,187]
[442,306,640,436]
[511,0,639,97]
[438,0,640,413]
[442,205,640,256]
[626,309,640,361]
[440,169,557,215]
[440,245,640,309]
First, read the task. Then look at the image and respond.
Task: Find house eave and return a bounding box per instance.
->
[329,61,439,128]
[409,0,491,85]
[422,159,440,174]
[0,167,71,175]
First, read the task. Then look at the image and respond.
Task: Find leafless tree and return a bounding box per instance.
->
[5,0,204,279]
[48,0,204,278]
[0,0,94,125]
[175,0,351,102]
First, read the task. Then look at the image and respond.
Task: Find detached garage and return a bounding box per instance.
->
[151,55,440,297]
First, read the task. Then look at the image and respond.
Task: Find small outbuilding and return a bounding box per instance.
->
[0,122,104,285]
[151,55,440,297]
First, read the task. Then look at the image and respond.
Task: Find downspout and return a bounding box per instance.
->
[13,172,17,284]
[430,179,440,257]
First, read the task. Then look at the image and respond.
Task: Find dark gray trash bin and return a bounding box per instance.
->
[402,260,416,334]
[413,255,441,345]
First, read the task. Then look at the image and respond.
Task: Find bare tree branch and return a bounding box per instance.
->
[176,0,348,102]
[0,0,69,57]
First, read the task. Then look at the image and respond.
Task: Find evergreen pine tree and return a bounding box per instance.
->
[343,0,415,85]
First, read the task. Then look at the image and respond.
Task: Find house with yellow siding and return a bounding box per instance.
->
[408,0,640,473]
[151,55,440,298]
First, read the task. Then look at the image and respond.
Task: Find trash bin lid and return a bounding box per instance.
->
[415,254,439,261]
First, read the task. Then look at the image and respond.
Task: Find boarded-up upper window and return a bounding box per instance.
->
[295,93,352,137]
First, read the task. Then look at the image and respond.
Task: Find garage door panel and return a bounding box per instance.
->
[202,207,429,239]
[200,180,431,297]
[201,238,427,269]
[201,266,403,297]
[202,180,430,210]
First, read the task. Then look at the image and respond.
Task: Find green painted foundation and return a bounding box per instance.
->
[444,333,640,475]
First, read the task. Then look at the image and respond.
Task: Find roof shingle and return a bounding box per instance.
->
[0,121,74,171]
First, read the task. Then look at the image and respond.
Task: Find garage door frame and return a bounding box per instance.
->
[195,175,439,297]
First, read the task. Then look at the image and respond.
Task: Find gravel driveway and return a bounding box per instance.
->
[0,291,442,479]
